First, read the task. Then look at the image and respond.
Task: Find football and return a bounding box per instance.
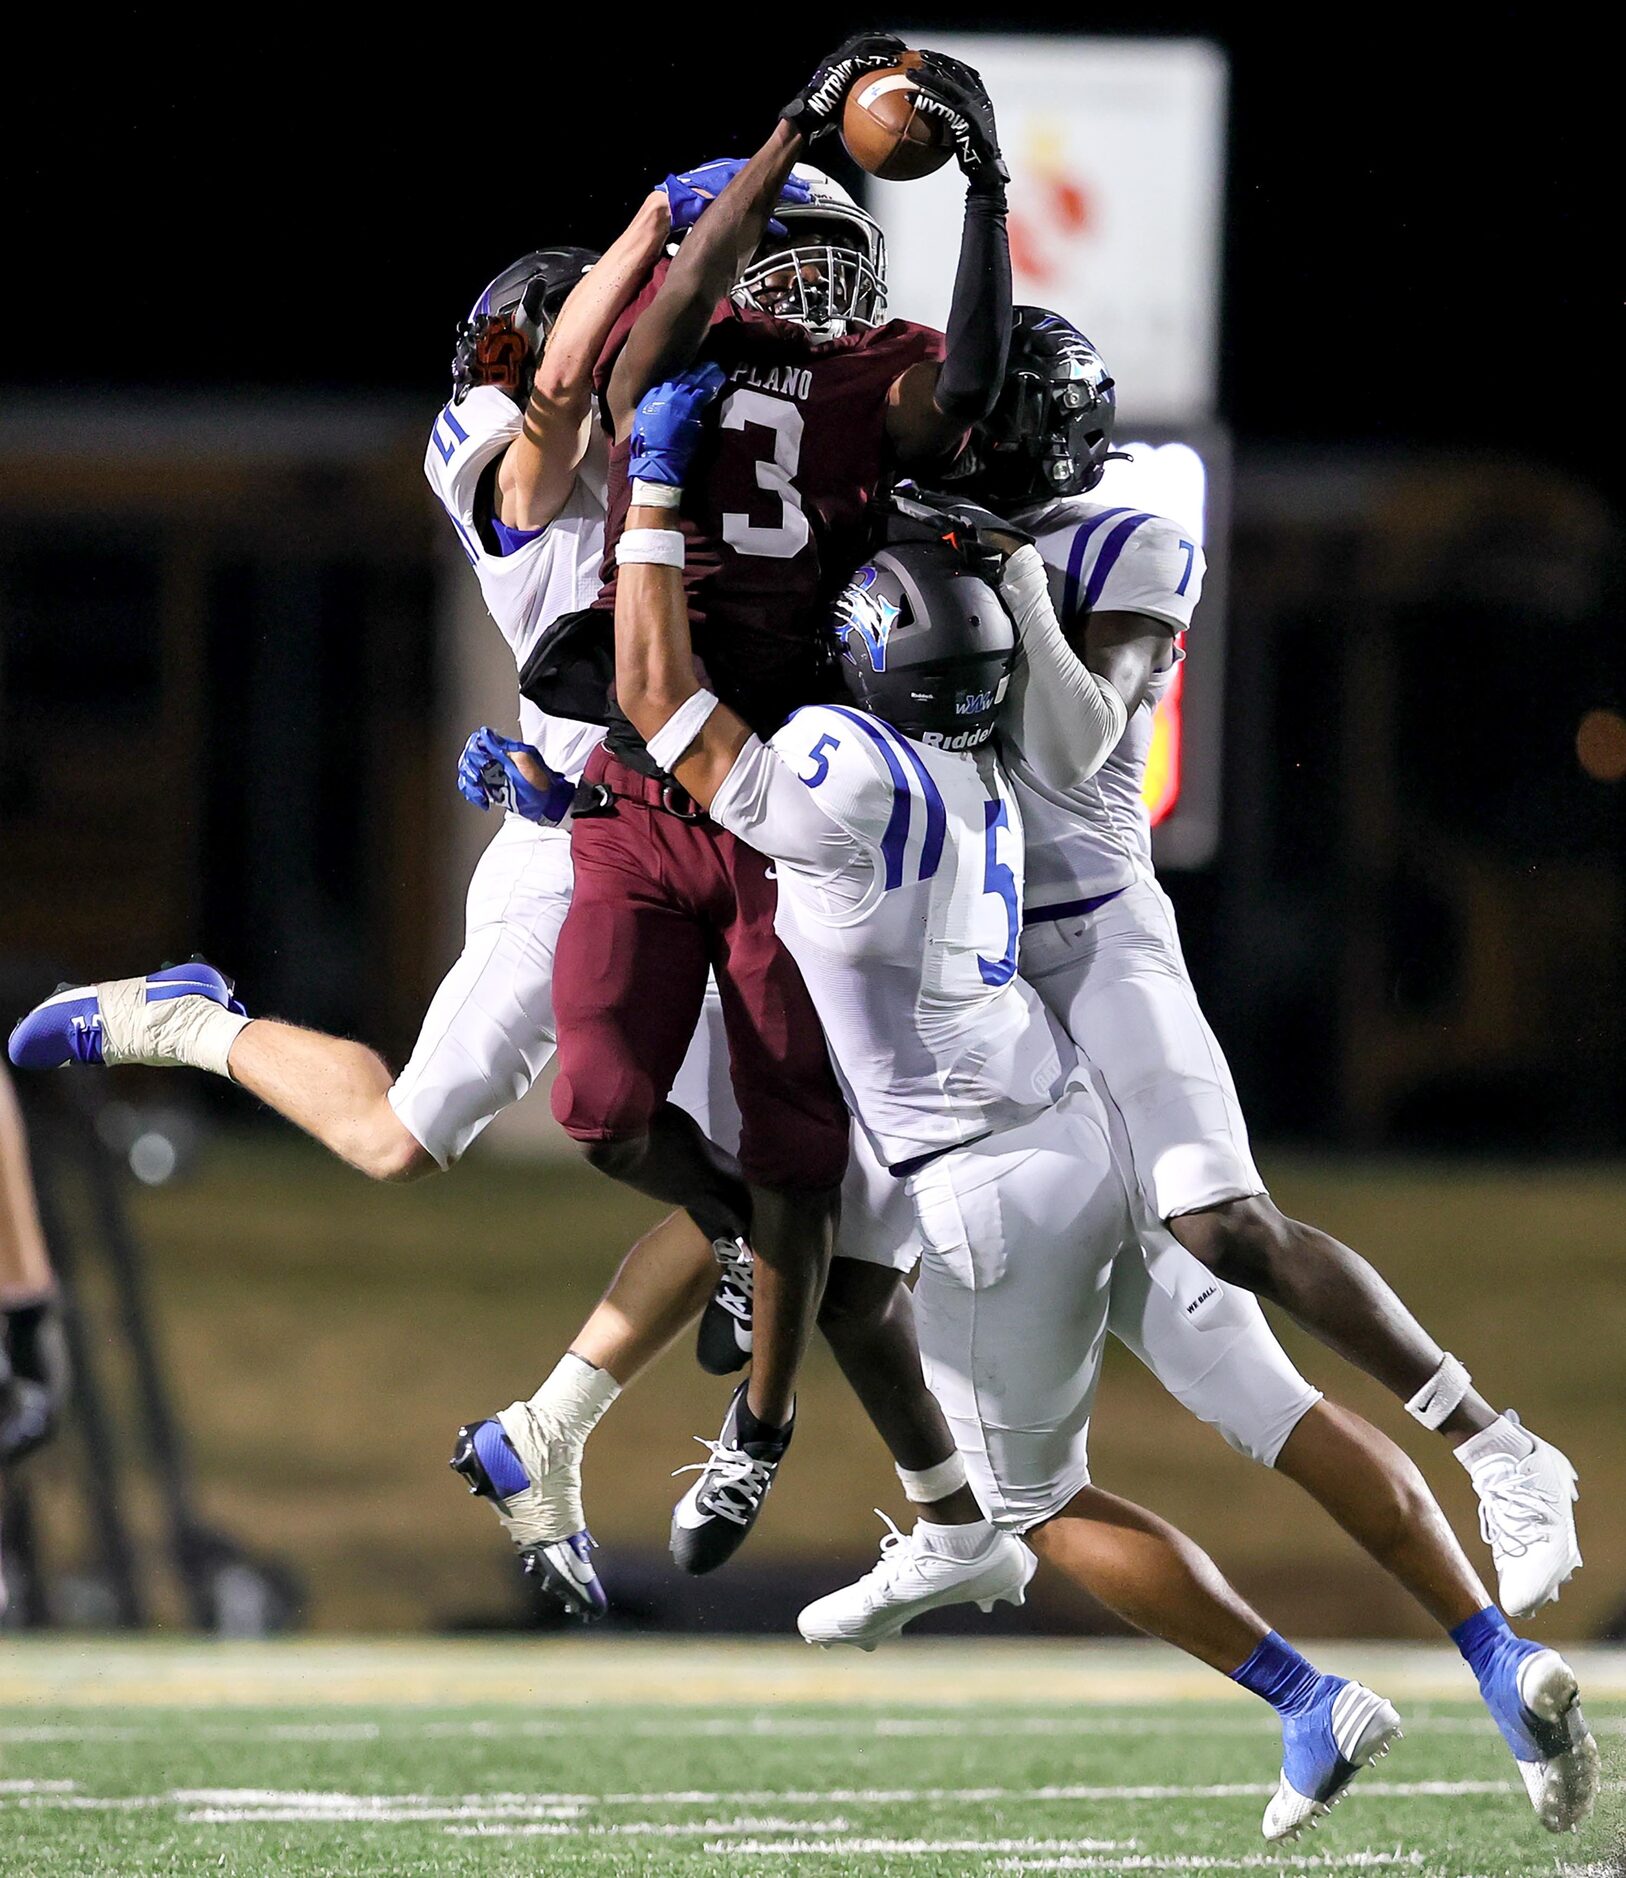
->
[840,54,954,182]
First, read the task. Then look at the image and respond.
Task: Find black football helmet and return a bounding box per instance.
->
[451,247,598,405]
[829,539,1016,750]
[956,306,1120,506]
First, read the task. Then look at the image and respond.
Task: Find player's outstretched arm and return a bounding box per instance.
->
[607,124,805,437]
[886,50,1012,466]
[496,191,674,531]
[605,35,904,433]
[612,369,751,805]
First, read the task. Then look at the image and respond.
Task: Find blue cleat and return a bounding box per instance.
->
[450,1415,607,1622]
[1262,1675,1403,1842]
[1476,1636,1599,1832]
[9,960,246,1071]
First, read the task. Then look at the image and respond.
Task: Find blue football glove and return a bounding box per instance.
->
[456,727,574,825]
[661,160,813,239]
[629,362,730,489]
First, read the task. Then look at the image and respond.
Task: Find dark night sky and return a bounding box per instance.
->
[9,8,1618,497]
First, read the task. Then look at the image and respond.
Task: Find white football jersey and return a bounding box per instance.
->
[423,385,608,782]
[709,702,1073,1172]
[1007,497,1206,911]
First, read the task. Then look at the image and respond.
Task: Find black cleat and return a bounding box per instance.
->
[695,1236,753,1374]
[669,1382,791,1575]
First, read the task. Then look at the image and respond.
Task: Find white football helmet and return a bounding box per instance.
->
[732,165,887,342]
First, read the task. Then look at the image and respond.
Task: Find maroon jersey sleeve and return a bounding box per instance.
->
[599,314,945,736]
[593,256,737,398]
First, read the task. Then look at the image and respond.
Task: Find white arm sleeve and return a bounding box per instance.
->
[1000,544,1129,790]
[709,706,895,882]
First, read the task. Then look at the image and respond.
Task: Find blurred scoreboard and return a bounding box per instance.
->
[865,35,1229,867]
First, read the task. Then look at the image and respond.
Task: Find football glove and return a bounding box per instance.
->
[661,160,814,239]
[781,31,909,137]
[0,1295,70,1465]
[629,362,729,489]
[456,727,574,824]
[911,49,1008,184]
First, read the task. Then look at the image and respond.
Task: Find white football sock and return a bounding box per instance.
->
[527,1353,620,1444]
[1456,1412,1537,1474]
[915,1516,996,1559]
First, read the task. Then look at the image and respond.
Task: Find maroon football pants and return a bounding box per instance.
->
[551,749,849,1193]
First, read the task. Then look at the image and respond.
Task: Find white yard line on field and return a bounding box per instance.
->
[994,1858,1427,1874]
[4,1710,1619,1746]
[7,1777,1609,1820]
[706,1846,1427,1866]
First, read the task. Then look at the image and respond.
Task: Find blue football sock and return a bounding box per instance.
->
[1451,1605,1517,1684]
[1231,1631,1324,1718]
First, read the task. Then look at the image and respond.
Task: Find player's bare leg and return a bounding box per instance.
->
[1029,1485,1402,1842]
[1170,1195,1581,1615]
[453,1207,717,1620]
[815,1261,981,1522]
[1275,1400,1485,1629]
[798,1259,1036,1649]
[1170,1196,1487,1427]
[224,1021,433,1182]
[569,1211,719,1382]
[1029,1486,1265,1670]
[741,1183,836,1431]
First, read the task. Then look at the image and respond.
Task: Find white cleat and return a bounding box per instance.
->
[1261,1679,1404,1844]
[1512,1650,1600,1834]
[797,1512,1036,1651]
[1460,1412,1582,1618]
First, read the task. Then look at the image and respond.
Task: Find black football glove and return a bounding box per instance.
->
[911,48,1008,185]
[0,1296,70,1464]
[782,31,909,138]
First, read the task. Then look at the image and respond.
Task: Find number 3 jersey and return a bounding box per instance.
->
[423,385,609,783]
[708,702,1073,1173]
[596,274,944,737]
[1009,496,1207,913]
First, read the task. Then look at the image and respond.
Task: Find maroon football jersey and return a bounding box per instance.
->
[596,274,944,737]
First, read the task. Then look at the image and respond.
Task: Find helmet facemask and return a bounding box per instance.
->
[733,209,885,342]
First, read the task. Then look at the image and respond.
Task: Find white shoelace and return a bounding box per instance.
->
[711,1239,754,1324]
[859,1510,927,1592]
[1477,1459,1559,1560]
[673,1437,775,1527]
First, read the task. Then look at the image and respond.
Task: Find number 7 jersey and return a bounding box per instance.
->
[708,702,1074,1173]
[596,278,944,737]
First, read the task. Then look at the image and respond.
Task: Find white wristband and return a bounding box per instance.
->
[1405,1353,1472,1430]
[895,1453,969,1504]
[631,478,682,509]
[646,689,719,773]
[617,527,686,568]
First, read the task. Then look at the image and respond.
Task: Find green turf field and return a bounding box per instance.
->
[0,1640,1619,1876]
